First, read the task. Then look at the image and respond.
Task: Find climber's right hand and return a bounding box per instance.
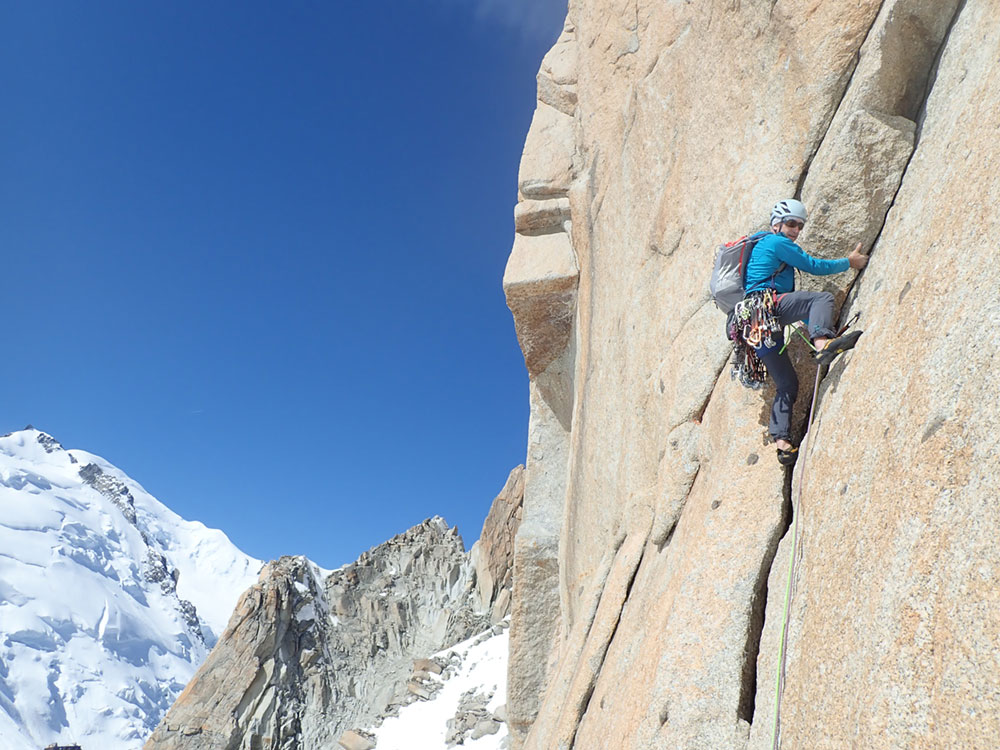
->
[848,242,869,270]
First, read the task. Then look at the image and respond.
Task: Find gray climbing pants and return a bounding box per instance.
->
[755,291,836,442]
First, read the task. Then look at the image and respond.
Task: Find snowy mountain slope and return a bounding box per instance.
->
[0,428,261,750]
[370,624,509,750]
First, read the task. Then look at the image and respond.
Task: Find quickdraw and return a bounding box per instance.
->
[729,290,782,389]
[838,311,861,337]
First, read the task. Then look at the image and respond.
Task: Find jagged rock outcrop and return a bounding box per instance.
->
[80,461,139,524]
[445,688,504,745]
[147,467,524,750]
[145,519,485,749]
[505,1,999,749]
[470,465,524,622]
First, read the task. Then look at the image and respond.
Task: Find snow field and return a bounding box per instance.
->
[373,625,509,750]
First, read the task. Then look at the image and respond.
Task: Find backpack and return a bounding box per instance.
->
[709,231,785,314]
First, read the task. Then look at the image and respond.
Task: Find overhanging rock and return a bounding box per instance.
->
[503,230,578,378]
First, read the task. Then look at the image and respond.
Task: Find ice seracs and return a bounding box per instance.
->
[0,427,261,750]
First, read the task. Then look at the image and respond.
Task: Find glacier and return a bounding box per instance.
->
[0,428,261,750]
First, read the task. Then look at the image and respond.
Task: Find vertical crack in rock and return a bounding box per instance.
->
[914,0,969,140]
[574,546,620,657]
[803,0,966,280]
[567,542,645,750]
[854,0,969,284]
[526,534,646,750]
[738,467,794,726]
[793,1,887,199]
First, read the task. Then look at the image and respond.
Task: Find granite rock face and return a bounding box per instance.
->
[470,465,525,623]
[505,1,999,749]
[503,19,581,746]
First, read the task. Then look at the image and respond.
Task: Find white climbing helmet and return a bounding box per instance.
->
[770,199,808,226]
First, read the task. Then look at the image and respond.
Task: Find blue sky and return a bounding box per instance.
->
[1,2,564,568]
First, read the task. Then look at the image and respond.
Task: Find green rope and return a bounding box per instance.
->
[770,363,822,749]
[778,323,817,355]
[770,313,860,746]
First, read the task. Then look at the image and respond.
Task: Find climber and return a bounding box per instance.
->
[738,198,868,466]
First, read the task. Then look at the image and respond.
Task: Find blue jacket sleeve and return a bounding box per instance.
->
[772,235,850,276]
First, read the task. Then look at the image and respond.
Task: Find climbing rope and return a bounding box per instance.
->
[769,312,859,749]
[769,364,819,750]
[778,321,815,355]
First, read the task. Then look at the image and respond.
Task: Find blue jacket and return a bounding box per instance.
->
[744,233,849,293]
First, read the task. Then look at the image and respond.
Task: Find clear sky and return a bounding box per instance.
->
[1,1,564,569]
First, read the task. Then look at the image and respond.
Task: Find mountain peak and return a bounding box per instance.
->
[0,432,261,750]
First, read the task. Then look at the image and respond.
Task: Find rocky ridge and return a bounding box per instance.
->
[146,467,524,750]
[504,2,999,749]
[469,465,524,625]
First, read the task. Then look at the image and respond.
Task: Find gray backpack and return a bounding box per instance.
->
[709,231,785,314]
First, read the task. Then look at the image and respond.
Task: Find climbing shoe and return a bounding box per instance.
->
[814,330,863,366]
[776,445,799,466]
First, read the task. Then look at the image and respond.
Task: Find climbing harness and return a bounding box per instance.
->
[729,289,781,389]
[769,312,859,749]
